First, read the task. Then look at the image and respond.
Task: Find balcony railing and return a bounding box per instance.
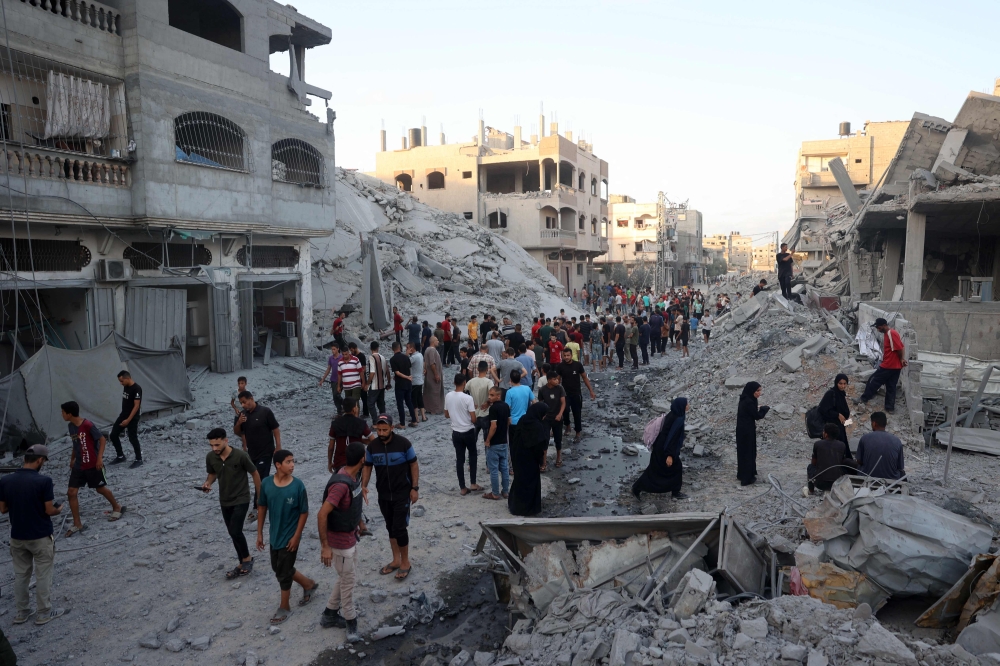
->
[20,0,121,36]
[539,228,577,248]
[3,147,130,187]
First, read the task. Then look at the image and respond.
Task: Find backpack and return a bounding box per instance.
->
[805,406,824,439]
[643,414,667,449]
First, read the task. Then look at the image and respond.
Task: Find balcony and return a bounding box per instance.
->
[538,229,577,248]
[2,147,130,187]
[599,237,608,253]
[18,0,121,36]
[799,170,867,188]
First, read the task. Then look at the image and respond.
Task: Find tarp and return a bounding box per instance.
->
[0,333,192,452]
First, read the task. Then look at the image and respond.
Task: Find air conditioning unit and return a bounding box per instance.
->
[279,321,296,338]
[96,259,131,281]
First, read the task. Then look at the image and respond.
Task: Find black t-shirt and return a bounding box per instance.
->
[390,352,412,391]
[121,382,142,417]
[0,468,54,540]
[460,357,470,376]
[777,252,793,277]
[235,404,280,463]
[488,401,511,444]
[507,332,525,351]
[603,322,613,345]
[406,322,422,343]
[579,321,592,339]
[557,361,586,396]
[614,324,626,347]
[539,384,566,419]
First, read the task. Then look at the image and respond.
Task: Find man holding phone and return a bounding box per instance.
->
[202,428,262,579]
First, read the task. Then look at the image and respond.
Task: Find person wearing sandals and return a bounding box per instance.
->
[482,387,510,500]
[318,441,366,640]
[256,450,317,625]
[202,428,261,580]
[363,414,420,582]
[61,401,125,538]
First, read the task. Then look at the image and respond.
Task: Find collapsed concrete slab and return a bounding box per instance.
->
[781,335,829,372]
[390,264,430,295]
[826,317,854,345]
[418,251,454,278]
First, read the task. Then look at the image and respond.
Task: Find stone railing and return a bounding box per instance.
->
[3,148,130,187]
[20,0,121,36]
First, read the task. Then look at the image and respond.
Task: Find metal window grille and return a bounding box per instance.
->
[174,111,253,173]
[0,48,130,159]
[0,239,91,271]
[236,245,298,268]
[123,242,212,270]
[271,138,323,186]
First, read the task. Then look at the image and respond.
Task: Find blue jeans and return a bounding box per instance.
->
[486,443,510,495]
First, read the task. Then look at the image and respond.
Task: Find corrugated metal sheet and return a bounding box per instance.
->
[918,350,1000,397]
[239,284,254,370]
[88,287,115,347]
[124,287,187,356]
[211,284,234,373]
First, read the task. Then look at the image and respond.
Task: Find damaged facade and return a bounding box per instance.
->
[372,115,609,295]
[0,0,335,377]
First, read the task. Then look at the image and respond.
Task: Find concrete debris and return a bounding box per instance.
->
[795,562,891,611]
[670,569,716,620]
[857,622,918,665]
[781,335,830,373]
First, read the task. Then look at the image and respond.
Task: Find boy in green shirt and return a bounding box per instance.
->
[256,450,317,624]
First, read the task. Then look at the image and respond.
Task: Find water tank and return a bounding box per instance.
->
[408,128,422,148]
[838,122,851,137]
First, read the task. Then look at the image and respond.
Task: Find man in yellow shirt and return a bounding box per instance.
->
[468,315,479,352]
[565,338,581,362]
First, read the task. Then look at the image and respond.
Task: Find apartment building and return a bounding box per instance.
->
[703,234,728,264]
[795,120,908,218]
[373,115,609,295]
[728,233,752,273]
[751,242,777,272]
[0,0,335,374]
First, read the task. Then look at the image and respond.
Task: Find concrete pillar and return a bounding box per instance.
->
[514,169,523,193]
[902,211,926,301]
[530,134,538,145]
[879,230,905,300]
[401,137,407,150]
[513,126,521,150]
[550,122,559,136]
[297,242,312,354]
[555,161,560,189]
[565,131,573,142]
[539,115,545,138]
[478,119,485,147]
[439,132,445,145]
[421,125,427,148]
[379,130,386,152]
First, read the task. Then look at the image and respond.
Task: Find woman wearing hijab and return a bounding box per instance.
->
[508,402,549,516]
[632,398,690,500]
[736,382,770,486]
[818,374,853,454]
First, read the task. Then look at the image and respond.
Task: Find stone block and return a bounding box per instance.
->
[740,617,768,639]
[794,541,827,570]
[684,641,710,663]
[417,252,453,278]
[725,376,756,389]
[781,335,829,372]
[781,644,808,662]
[826,317,854,345]
[806,651,829,666]
[572,640,609,666]
[857,623,917,665]
[670,569,715,620]
[732,633,755,650]
[667,628,691,645]
[473,652,495,666]
[609,629,642,666]
[450,650,473,666]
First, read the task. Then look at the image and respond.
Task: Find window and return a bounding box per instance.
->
[804,155,842,173]
[125,242,212,270]
[578,215,585,231]
[462,171,472,179]
[855,158,862,164]
[0,104,9,142]
[545,216,557,229]
[591,178,598,196]
[576,264,583,276]
[617,219,628,228]
[174,112,252,172]
[427,171,445,189]
[236,245,299,268]
[463,212,473,220]
[578,172,586,190]
[168,0,243,52]
[591,217,597,234]
[271,138,323,186]
[396,174,412,192]
[635,219,645,229]
[0,239,90,271]
[635,242,644,253]
[488,212,507,229]
[601,179,608,200]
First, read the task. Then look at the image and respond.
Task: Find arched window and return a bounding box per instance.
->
[427,171,445,190]
[601,179,609,200]
[169,0,243,52]
[578,214,586,230]
[488,212,507,229]
[174,112,252,172]
[395,174,412,192]
[578,172,586,190]
[591,216,598,234]
[271,139,324,186]
[591,178,597,196]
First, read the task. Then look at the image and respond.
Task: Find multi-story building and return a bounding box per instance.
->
[372,116,608,295]
[751,242,777,272]
[703,234,729,264]
[728,233,753,273]
[795,120,908,218]
[674,209,704,285]
[0,0,335,374]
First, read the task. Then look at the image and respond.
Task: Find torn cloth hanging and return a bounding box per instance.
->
[43,71,111,139]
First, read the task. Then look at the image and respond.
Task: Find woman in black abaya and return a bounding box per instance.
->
[818,374,853,455]
[632,397,689,500]
[736,382,769,486]
[508,403,549,516]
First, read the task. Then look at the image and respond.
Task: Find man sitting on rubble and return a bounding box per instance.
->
[806,423,859,495]
[856,412,905,480]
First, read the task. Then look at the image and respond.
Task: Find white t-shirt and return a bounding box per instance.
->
[445,391,476,432]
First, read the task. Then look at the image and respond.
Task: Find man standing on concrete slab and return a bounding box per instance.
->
[0,444,64,626]
[233,391,281,521]
[389,341,417,429]
[62,401,125,538]
[558,348,596,444]
[109,370,143,468]
[202,428,261,579]
[318,440,365,640]
[363,415,419,582]
[445,373,481,495]
[856,412,905,480]
[855,318,907,413]
[777,243,794,299]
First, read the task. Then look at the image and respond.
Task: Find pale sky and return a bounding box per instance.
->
[285,0,1000,241]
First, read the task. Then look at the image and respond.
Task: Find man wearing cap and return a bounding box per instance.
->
[856,318,907,413]
[0,444,65,625]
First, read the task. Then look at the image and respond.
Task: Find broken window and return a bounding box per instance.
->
[462,171,472,179]
[559,162,574,188]
[271,138,324,186]
[488,212,507,229]
[635,242,643,253]
[579,215,585,230]
[617,219,628,228]
[174,112,252,172]
[463,212,473,219]
[635,219,645,229]
[236,245,299,268]
[168,0,243,52]
[124,242,212,270]
[485,171,515,194]
[576,263,583,276]
[545,216,557,229]
[427,171,445,190]
[601,179,608,201]
[395,174,412,192]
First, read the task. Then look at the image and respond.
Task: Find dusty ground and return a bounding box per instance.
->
[3,299,999,665]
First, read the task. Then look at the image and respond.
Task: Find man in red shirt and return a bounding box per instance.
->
[531,316,542,342]
[332,311,347,351]
[392,306,403,346]
[442,314,453,367]
[856,318,907,413]
[547,335,564,365]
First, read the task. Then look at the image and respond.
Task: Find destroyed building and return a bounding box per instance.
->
[371,114,609,295]
[0,0,335,376]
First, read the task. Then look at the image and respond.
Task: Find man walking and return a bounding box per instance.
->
[389,341,417,428]
[202,428,261,579]
[233,391,281,521]
[110,370,143,467]
[256,450,316,625]
[337,346,366,406]
[318,441,366,641]
[445,374,481,495]
[856,318,907,413]
[558,348,596,444]
[363,415,419,582]
[0,444,64,625]
[776,243,794,299]
[62,401,125,537]
[332,311,347,351]
[366,341,390,423]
